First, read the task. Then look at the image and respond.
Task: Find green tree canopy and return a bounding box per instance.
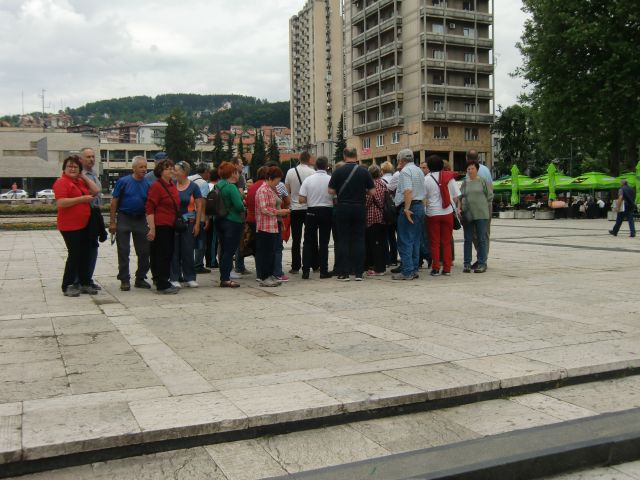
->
[517,0,640,175]
[250,131,266,180]
[267,135,280,164]
[334,114,347,164]
[225,134,235,161]
[212,131,225,167]
[164,107,196,165]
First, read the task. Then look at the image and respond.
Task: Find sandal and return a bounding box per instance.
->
[220,280,240,288]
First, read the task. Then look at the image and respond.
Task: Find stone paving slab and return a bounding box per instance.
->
[0,220,639,467]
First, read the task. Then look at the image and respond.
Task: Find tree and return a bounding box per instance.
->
[516,0,640,175]
[333,114,347,164]
[237,135,245,161]
[212,131,225,167]
[225,134,235,161]
[164,107,196,165]
[250,130,266,180]
[491,105,545,177]
[267,134,280,164]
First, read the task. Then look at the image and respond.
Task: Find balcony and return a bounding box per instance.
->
[422,111,494,123]
[352,66,402,91]
[353,15,402,46]
[352,9,365,25]
[421,5,493,24]
[353,115,404,135]
[365,0,396,17]
[422,32,493,49]
[422,85,493,99]
[423,58,493,74]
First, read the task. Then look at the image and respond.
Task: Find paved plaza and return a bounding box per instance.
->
[0,218,639,477]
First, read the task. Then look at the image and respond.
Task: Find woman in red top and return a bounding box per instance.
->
[145,159,180,294]
[53,155,100,297]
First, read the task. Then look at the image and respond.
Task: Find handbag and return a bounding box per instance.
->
[159,180,187,233]
[239,223,256,257]
[452,208,462,230]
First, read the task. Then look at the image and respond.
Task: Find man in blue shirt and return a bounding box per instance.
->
[109,156,152,291]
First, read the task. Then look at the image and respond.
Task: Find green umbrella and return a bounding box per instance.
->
[547,163,557,201]
[510,164,520,206]
[493,175,535,193]
[566,171,619,191]
[636,161,640,205]
[524,174,574,192]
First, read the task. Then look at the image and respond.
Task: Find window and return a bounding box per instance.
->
[434,126,449,139]
[362,137,371,149]
[463,1,474,11]
[464,76,475,87]
[464,52,476,63]
[464,103,477,112]
[376,134,384,147]
[463,27,475,38]
[464,127,479,140]
[433,49,445,60]
[433,100,444,112]
[391,131,401,144]
[432,24,444,34]
[432,0,446,5]
[433,73,445,85]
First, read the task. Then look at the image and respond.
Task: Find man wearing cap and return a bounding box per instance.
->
[392,149,426,280]
[189,164,211,274]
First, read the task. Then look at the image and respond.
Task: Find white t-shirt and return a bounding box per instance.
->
[285,164,315,210]
[299,171,333,208]
[424,171,457,217]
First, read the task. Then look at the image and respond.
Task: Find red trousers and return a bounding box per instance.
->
[427,213,453,273]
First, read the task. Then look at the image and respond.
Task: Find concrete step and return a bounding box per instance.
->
[4,372,640,479]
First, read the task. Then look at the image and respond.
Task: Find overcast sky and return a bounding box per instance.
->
[0,0,528,116]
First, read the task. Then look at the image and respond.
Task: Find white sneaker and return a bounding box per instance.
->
[269,276,283,284]
[260,278,281,287]
[170,281,181,288]
[186,280,199,288]
[230,271,242,279]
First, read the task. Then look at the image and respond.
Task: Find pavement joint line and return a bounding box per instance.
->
[491,239,640,253]
[2,367,640,479]
[269,407,640,480]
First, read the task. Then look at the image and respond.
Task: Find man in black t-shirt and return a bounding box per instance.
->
[328,148,375,281]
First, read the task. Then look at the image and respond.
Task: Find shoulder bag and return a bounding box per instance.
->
[159,181,187,233]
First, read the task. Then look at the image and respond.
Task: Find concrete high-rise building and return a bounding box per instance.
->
[289,0,343,158]
[343,0,495,171]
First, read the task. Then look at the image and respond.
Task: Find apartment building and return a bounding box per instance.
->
[344,0,494,171]
[289,0,343,156]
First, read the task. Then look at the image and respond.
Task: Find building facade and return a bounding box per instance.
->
[343,0,494,171]
[136,122,168,145]
[289,0,344,157]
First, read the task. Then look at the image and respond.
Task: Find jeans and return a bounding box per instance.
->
[217,219,243,282]
[334,203,366,276]
[427,213,454,273]
[116,213,150,282]
[463,219,489,267]
[256,231,280,280]
[150,226,174,291]
[396,203,425,276]
[302,207,333,274]
[472,207,492,255]
[234,244,246,273]
[289,209,306,271]
[170,221,196,282]
[365,223,387,273]
[612,210,636,236]
[205,219,219,267]
[193,222,207,269]
[60,228,91,291]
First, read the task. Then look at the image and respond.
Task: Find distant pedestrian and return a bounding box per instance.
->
[609,179,636,238]
[299,156,334,279]
[109,156,152,291]
[380,161,398,266]
[465,150,493,265]
[145,159,179,294]
[53,155,101,297]
[328,148,375,281]
[285,151,315,274]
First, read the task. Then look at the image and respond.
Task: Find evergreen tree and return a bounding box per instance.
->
[267,134,280,164]
[251,131,266,180]
[237,135,245,161]
[212,131,225,167]
[164,107,196,165]
[333,114,347,164]
[225,134,235,161]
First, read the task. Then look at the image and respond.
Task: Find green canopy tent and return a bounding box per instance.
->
[493,175,536,193]
[617,172,635,188]
[563,172,619,191]
[521,173,574,192]
[636,160,640,204]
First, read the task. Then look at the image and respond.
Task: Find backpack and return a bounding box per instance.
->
[430,171,456,209]
[382,189,397,225]
[205,183,229,217]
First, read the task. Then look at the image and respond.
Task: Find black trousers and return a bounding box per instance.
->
[256,231,280,280]
[150,225,174,291]
[302,207,333,274]
[386,224,398,264]
[365,223,387,273]
[334,203,366,277]
[60,228,91,291]
[289,209,306,271]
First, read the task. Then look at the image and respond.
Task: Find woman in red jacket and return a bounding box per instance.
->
[145,159,180,294]
[53,155,100,297]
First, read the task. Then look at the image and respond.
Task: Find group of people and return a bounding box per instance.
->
[53,146,495,296]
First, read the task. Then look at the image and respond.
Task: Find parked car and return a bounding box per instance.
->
[36,189,55,199]
[0,189,29,199]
